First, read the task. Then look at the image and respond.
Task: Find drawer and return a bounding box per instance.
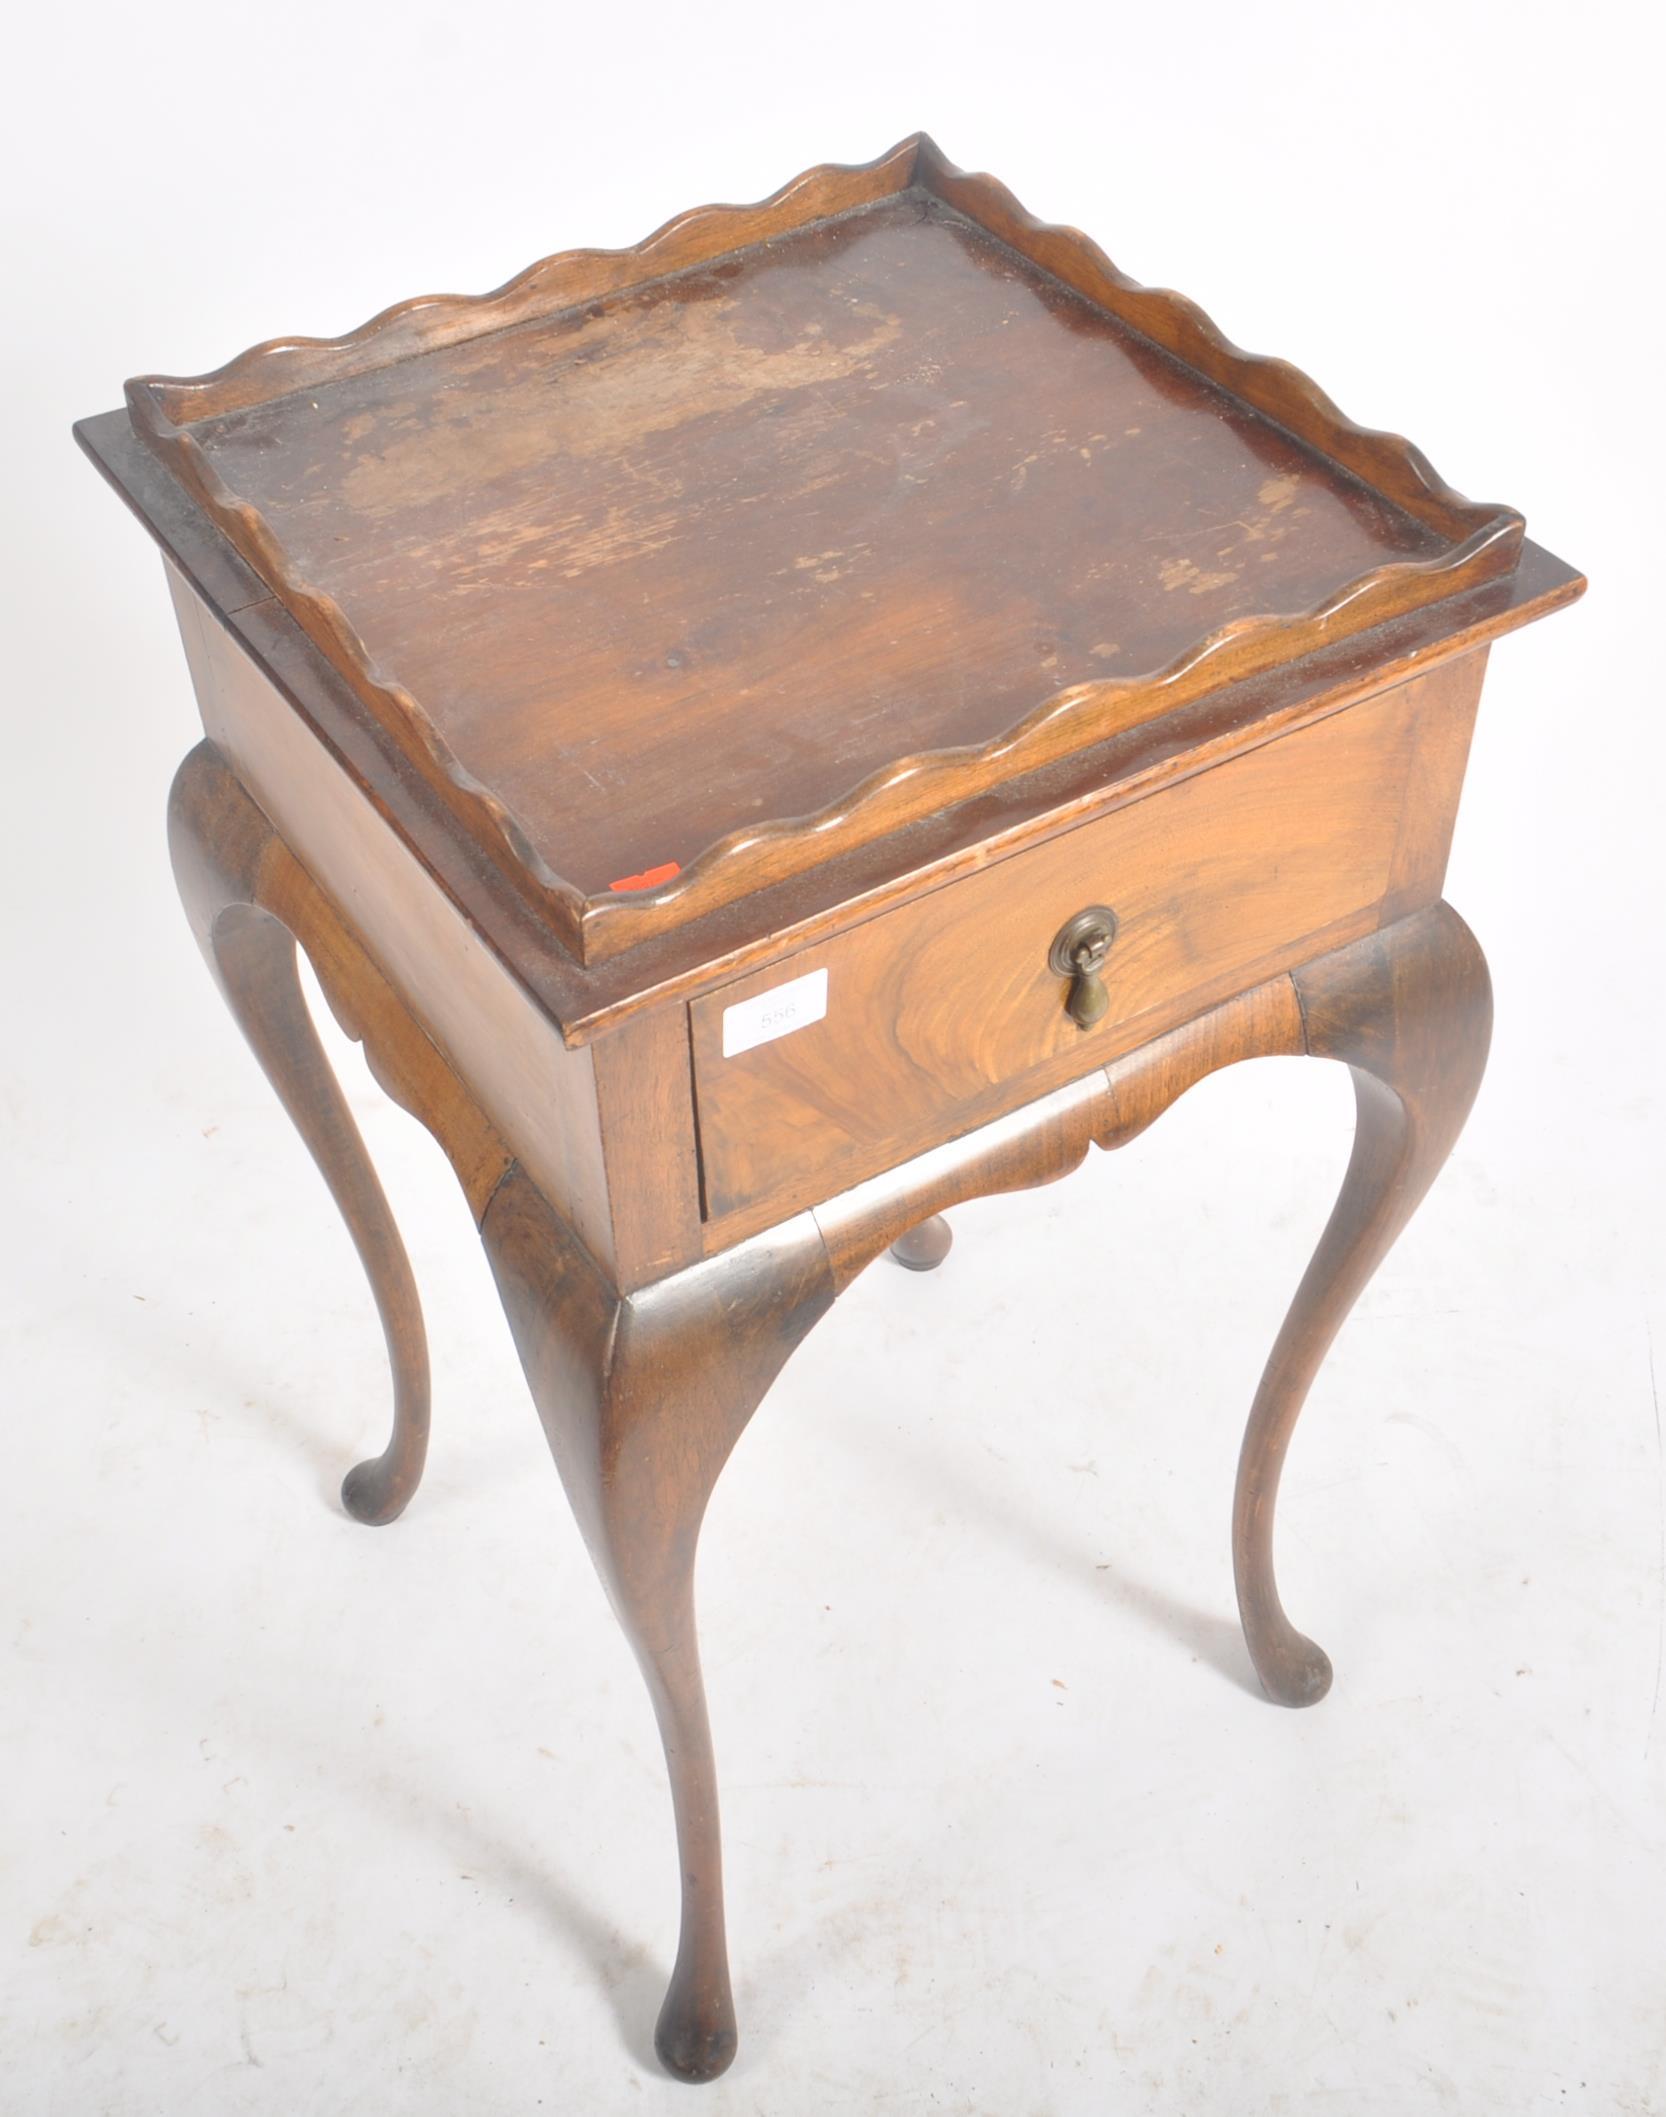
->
[690,657,1480,1227]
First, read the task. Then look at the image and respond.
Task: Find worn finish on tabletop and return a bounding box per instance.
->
[76,407,1583,1038]
[119,134,1531,963]
[146,195,1450,905]
[80,136,1583,2085]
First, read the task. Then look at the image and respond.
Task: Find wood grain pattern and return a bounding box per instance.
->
[1382,647,1486,921]
[812,972,1304,1286]
[692,656,1483,1228]
[1096,977,1307,1151]
[589,1005,706,1286]
[75,409,1584,1041]
[121,137,1532,965]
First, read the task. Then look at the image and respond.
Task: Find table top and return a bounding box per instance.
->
[106,136,1571,983]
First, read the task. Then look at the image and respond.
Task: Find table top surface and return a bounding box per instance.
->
[108,137,1565,975]
[153,194,1442,895]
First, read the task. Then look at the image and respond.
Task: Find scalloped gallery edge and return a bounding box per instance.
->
[123,133,1528,967]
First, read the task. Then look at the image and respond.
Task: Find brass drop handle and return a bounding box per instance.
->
[1048,905,1119,1030]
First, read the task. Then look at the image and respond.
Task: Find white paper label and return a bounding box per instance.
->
[721,967,829,1058]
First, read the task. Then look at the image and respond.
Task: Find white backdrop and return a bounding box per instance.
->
[4,4,1662,2111]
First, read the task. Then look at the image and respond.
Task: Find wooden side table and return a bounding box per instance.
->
[78,136,1583,2082]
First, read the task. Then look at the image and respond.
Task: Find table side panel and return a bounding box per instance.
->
[589,1005,706,1288]
[166,565,619,1275]
[691,652,1485,1235]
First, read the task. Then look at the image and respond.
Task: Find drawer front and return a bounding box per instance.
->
[691,657,1480,1228]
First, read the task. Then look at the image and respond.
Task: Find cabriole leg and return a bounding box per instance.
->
[1233,903,1493,1705]
[482,1169,835,2082]
[167,744,431,1525]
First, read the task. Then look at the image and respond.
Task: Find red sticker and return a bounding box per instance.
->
[608,860,681,894]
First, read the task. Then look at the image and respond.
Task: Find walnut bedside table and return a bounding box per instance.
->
[77,135,1583,2082]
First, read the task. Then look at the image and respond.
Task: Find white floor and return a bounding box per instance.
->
[6,851,1664,2112]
